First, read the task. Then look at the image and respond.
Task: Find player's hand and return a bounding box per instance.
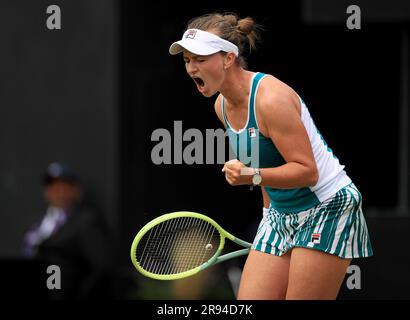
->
[222,159,252,186]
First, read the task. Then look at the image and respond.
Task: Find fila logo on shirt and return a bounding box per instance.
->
[311,233,321,244]
[248,127,257,138]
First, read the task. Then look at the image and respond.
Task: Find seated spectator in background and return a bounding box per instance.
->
[22,162,112,299]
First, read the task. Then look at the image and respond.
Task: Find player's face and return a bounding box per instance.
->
[183,50,225,97]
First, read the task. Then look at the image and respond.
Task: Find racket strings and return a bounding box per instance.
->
[135,217,220,275]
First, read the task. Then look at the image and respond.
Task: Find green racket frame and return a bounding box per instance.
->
[130,211,252,280]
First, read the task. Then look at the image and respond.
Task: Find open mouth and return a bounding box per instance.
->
[193,77,205,88]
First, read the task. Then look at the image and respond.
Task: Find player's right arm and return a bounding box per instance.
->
[215,93,269,207]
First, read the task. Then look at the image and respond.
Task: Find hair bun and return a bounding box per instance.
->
[237,17,255,35]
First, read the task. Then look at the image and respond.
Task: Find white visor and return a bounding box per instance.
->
[169,29,239,57]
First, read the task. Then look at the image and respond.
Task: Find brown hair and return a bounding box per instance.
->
[186,12,262,68]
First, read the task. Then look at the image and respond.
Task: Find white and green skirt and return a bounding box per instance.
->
[252,183,373,259]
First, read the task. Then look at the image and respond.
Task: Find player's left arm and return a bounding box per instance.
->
[257,89,319,189]
[222,90,319,188]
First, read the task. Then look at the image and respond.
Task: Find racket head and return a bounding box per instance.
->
[130,211,226,280]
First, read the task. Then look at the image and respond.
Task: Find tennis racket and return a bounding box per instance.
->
[130,211,252,280]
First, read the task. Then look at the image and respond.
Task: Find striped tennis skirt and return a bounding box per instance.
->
[252,183,373,259]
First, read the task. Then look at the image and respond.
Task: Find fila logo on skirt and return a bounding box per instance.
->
[311,233,321,244]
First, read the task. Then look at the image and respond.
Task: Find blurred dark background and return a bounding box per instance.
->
[0,0,409,299]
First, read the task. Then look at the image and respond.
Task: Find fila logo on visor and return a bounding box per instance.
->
[185,29,197,39]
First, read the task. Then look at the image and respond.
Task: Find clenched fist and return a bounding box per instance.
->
[221,159,253,186]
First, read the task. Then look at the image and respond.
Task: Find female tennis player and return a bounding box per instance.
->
[169,12,373,300]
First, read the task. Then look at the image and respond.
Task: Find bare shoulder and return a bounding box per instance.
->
[256,75,301,125]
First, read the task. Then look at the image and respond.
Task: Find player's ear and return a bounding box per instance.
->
[223,52,236,69]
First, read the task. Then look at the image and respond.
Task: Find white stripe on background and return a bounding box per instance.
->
[352,213,359,257]
[343,216,356,258]
[260,223,270,253]
[329,193,351,254]
[360,210,369,257]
